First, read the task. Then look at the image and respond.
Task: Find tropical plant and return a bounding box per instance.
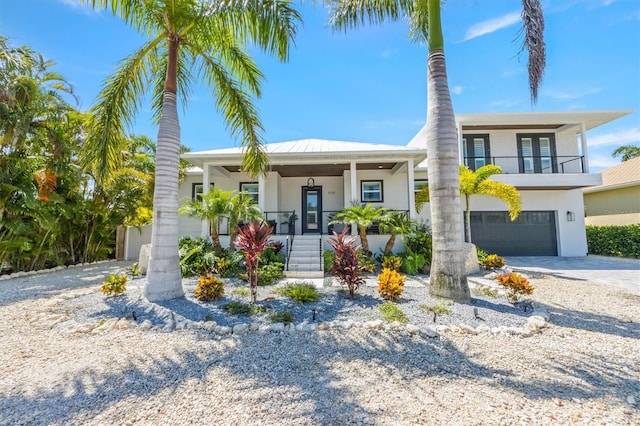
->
[256,262,285,286]
[275,282,319,304]
[495,272,535,303]
[269,310,294,325]
[101,274,127,296]
[481,254,506,269]
[378,210,415,255]
[235,220,272,303]
[82,0,301,302]
[403,223,433,266]
[380,255,402,272]
[612,145,640,162]
[329,0,545,303]
[179,188,235,254]
[459,165,521,243]
[378,302,409,324]
[327,228,365,299]
[178,237,215,277]
[331,203,387,255]
[377,268,406,300]
[194,274,225,302]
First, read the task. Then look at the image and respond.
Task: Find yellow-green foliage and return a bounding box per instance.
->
[482,254,506,269]
[101,274,127,296]
[194,274,225,302]
[378,302,409,323]
[381,256,403,271]
[377,268,406,300]
[419,303,451,316]
[495,272,535,303]
[215,257,233,276]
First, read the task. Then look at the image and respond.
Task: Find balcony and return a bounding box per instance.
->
[464,155,586,174]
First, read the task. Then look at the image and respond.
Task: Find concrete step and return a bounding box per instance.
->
[284,270,325,279]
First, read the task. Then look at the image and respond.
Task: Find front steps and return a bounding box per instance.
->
[285,235,324,278]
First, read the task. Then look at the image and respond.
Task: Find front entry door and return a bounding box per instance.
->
[302,186,322,234]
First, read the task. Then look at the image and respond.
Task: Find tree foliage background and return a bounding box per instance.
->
[0,35,164,273]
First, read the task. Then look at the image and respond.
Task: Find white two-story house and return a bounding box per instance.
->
[126,110,630,266]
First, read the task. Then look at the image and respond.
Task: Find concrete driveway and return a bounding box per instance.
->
[504,255,640,294]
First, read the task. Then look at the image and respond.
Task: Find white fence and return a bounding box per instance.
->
[124,225,152,261]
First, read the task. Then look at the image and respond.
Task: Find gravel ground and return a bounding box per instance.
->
[1,261,639,425]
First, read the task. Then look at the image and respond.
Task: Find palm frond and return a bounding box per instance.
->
[519,0,546,103]
[477,180,522,221]
[328,0,413,33]
[85,37,163,180]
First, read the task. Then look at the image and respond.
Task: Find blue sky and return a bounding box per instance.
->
[1,0,638,171]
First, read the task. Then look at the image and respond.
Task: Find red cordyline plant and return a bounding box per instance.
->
[327,228,365,299]
[235,221,272,303]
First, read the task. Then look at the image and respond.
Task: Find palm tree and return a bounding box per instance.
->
[178,187,235,254]
[612,145,640,162]
[378,211,415,255]
[227,192,263,251]
[332,204,388,255]
[82,0,301,301]
[329,0,545,301]
[460,165,522,243]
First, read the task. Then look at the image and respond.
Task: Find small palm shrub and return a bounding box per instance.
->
[270,310,294,325]
[275,282,319,304]
[482,254,506,269]
[328,228,365,299]
[377,268,406,300]
[381,255,403,272]
[378,302,409,324]
[495,272,535,303]
[101,274,127,296]
[179,237,215,277]
[194,274,225,302]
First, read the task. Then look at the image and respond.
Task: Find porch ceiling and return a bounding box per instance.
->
[222,162,399,177]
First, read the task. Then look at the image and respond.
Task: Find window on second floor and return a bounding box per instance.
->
[239,182,259,203]
[517,134,557,174]
[361,180,383,202]
[462,134,491,171]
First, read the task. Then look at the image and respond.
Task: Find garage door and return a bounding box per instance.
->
[469,211,558,256]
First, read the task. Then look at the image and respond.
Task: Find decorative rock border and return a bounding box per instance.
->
[0,259,118,281]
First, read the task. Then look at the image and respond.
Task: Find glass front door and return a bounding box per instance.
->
[302,186,322,234]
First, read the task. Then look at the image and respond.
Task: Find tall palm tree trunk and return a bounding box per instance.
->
[426,0,470,302]
[465,194,472,243]
[144,36,184,301]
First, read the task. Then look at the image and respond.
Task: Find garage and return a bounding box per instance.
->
[469,211,558,256]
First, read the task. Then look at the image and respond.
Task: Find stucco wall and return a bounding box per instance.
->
[584,185,640,217]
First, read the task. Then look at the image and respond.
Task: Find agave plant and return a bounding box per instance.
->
[235,220,272,303]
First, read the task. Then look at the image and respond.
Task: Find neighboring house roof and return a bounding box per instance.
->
[584,157,640,194]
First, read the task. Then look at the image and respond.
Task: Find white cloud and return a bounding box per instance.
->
[57,0,97,14]
[380,48,399,58]
[588,153,619,171]
[463,11,521,41]
[452,86,463,95]
[545,87,602,101]
[588,128,640,147]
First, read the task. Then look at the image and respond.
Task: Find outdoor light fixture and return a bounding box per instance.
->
[307,177,315,187]
[566,211,576,222]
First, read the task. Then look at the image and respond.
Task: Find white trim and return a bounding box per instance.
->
[407,159,416,219]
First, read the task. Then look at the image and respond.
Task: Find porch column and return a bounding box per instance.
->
[201,163,210,237]
[580,122,590,173]
[407,159,416,219]
[258,173,266,214]
[350,160,357,236]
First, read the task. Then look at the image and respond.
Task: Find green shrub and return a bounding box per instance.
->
[476,247,489,266]
[378,302,409,324]
[357,251,377,273]
[222,301,266,315]
[323,250,334,273]
[275,282,320,304]
[403,224,433,266]
[194,274,224,302]
[259,246,286,265]
[257,262,285,286]
[101,274,127,296]
[399,251,427,275]
[230,287,251,298]
[269,310,294,325]
[377,268,406,300]
[586,224,640,258]
[179,237,215,277]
